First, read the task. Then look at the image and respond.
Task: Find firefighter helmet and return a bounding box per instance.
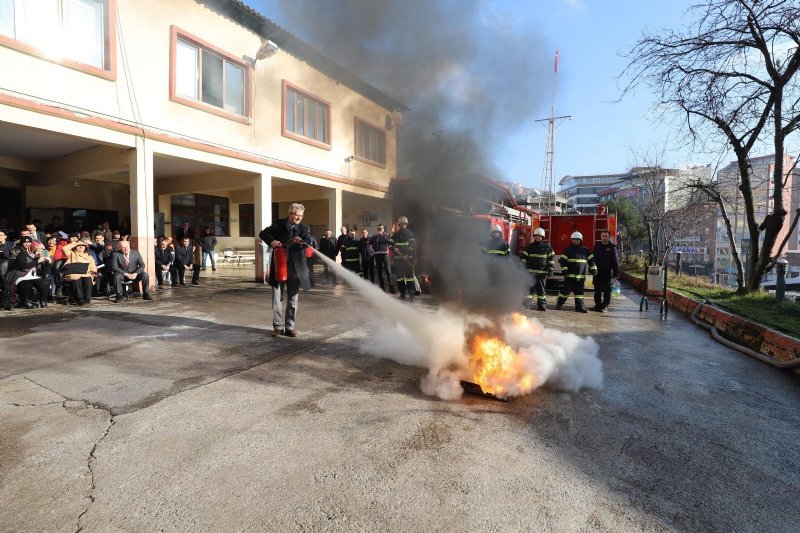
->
[571,231,583,241]
[397,216,409,225]
[491,225,503,234]
[533,227,545,237]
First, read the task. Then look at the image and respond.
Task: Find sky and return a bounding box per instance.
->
[249,0,699,188]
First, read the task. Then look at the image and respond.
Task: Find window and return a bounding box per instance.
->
[170,27,250,122]
[355,117,386,167]
[238,203,254,237]
[0,0,114,78]
[282,80,331,149]
[171,193,230,237]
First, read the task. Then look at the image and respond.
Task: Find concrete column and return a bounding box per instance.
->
[254,173,272,282]
[326,187,342,263]
[128,137,156,292]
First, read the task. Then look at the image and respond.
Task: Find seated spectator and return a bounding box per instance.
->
[14,237,51,309]
[154,237,175,288]
[25,222,46,244]
[110,231,122,251]
[62,239,97,306]
[91,232,112,296]
[111,240,151,302]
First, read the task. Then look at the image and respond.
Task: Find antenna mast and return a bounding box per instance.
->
[536,49,570,213]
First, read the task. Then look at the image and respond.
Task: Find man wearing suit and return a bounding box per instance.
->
[259,203,312,338]
[111,240,152,302]
[176,221,194,243]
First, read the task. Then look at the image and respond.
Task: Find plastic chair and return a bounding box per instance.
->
[222,248,235,265]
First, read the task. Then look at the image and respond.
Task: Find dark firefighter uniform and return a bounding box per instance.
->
[482,236,510,256]
[557,242,597,312]
[522,240,555,310]
[390,228,416,301]
[340,235,362,276]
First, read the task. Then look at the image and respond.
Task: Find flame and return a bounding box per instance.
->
[467,313,537,398]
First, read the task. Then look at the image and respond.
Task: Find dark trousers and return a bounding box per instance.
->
[558,277,586,308]
[155,265,170,286]
[18,278,49,304]
[114,271,150,295]
[394,258,415,300]
[594,274,612,310]
[343,259,362,277]
[529,272,547,303]
[307,259,316,286]
[374,254,394,291]
[173,264,199,285]
[361,256,375,282]
[71,277,93,303]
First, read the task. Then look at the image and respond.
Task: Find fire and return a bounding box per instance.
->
[466,313,537,398]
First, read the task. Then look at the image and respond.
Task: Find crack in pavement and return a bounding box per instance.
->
[75,413,114,533]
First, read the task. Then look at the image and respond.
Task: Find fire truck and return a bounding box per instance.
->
[534,204,618,286]
[392,177,616,291]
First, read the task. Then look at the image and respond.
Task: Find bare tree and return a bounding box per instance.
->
[624,0,800,292]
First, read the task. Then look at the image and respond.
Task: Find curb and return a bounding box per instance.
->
[619,271,800,367]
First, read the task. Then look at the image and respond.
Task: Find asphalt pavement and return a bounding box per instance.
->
[1,268,798,532]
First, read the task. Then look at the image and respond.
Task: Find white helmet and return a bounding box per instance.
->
[491,225,503,234]
[397,216,409,225]
[533,227,545,237]
[571,231,583,240]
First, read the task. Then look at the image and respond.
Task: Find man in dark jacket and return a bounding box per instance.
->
[359,228,375,282]
[200,227,217,271]
[592,230,620,313]
[174,237,199,286]
[176,221,194,244]
[259,203,312,338]
[318,229,337,283]
[522,227,555,311]
[110,240,151,302]
[306,234,318,287]
[370,224,395,293]
[557,231,597,313]
[154,238,175,288]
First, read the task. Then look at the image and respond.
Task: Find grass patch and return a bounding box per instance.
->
[620,262,800,338]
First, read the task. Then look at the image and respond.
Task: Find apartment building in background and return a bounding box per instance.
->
[0,0,405,283]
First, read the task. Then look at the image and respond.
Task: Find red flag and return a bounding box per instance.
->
[554,49,559,73]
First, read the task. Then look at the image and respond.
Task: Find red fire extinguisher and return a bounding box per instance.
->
[273,246,288,282]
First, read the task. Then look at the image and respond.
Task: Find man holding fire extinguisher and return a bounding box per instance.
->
[259,203,313,338]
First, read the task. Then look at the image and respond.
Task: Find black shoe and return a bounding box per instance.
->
[576,306,589,313]
[537,304,547,312]
[77,300,85,306]
[601,307,609,313]
[39,301,48,308]
[592,306,602,312]
[113,295,122,303]
[191,281,199,285]
[23,302,35,309]
[142,293,152,300]
[399,294,406,300]
[284,329,298,338]
[212,268,216,271]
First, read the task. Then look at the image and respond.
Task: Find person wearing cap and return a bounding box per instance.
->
[522,227,555,311]
[61,239,98,306]
[12,236,51,309]
[482,225,510,256]
[259,203,312,338]
[557,231,597,313]
[390,216,417,302]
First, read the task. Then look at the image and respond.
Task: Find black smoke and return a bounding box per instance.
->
[277,0,548,314]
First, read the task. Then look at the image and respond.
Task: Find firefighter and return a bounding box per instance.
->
[390,216,416,302]
[521,227,554,311]
[556,231,597,313]
[482,225,510,256]
[340,229,362,276]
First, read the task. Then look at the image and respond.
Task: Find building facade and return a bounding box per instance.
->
[0,0,405,283]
